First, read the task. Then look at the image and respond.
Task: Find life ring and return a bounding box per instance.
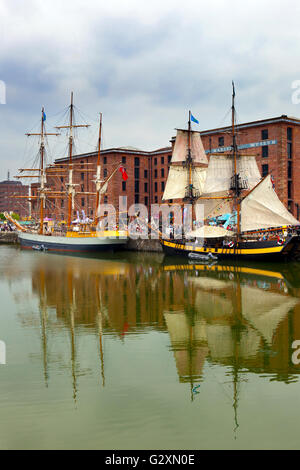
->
[228,241,234,248]
[277,238,284,245]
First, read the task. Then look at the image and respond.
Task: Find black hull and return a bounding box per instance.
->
[161,236,300,261]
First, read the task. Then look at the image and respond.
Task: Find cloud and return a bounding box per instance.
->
[1,0,300,180]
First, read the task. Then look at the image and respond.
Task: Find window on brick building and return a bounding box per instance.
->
[154,169,158,178]
[144,196,148,206]
[104,196,108,203]
[103,168,107,178]
[288,142,292,159]
[122,156,126,164]
[134,168,139,179]
[144,169,148,178]
[81,198,85,207]
[154,158,157,166]
[168,155,172,163]
[261,129,268,140]
[155,196,158,203]
[288,181,293,199]
[218,136,224,147]
[262,146,268,158]
[144,182,148,192]
[61,199,64,208]
[135,195,139,204]
[81,172,84,180]
[122,181,126,191]
[135,181,139,193]
[134,157,140,167]
[81,184,84,192]
[262,164,269,177]
[161,181,165,191]
[161,157,164,164]
[155,182,158,192]
[287,127,293,141]
[161,168,165,177]
[103,157,107,164]
[60,177,64,183]
[288,161,292,179]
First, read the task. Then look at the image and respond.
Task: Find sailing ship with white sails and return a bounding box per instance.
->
[13,93,128,253]
[161,85,300,260]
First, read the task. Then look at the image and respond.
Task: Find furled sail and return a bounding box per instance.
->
[241,175,299,232]
[203,154,261,194]
[187,225,234,238]
[171,129,208,164]
[162,166,207,200]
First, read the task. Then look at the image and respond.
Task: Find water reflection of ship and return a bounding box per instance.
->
[8,250,300,409]
[163,262,300,429]
[17,253,164,400]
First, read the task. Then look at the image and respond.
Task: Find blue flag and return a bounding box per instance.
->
[42,111,46,122]
[190,114,199,124]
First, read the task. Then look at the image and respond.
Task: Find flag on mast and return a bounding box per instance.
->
[190,114,199,124]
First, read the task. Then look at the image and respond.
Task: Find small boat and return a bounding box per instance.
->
[32,244,48,251]
[188,252,218,261]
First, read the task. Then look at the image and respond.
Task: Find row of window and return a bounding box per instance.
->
[217,126,293,148]
[101,155,172,166]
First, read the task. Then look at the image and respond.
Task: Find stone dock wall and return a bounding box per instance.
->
[123,238,163,253]
[0,233,19,244]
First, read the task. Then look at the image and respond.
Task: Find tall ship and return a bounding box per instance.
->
[161,85,300,260]
[11,93,128,253]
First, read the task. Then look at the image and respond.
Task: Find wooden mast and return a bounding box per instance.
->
[40,108,45,234]
[56,92,89,230]
[95,113,103,226]
[187,110,193,200]
[26,108,60,234]
[231,82,241,241]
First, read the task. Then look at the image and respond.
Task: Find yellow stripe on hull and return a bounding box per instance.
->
[162,240,284,256]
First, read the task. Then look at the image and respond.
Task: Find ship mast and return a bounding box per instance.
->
[56,92,90,229]
[26,108,59,234]
[95,113,103,226]
[186,110,194,201]
[231,82,241,240]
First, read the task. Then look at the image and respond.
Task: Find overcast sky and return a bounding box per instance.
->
[1,0,300,180]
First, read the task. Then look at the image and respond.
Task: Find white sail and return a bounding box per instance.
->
[162,166,207,201]
[241,175,299,232]
[171,129,208,164]
[203,154,261,194]
[187,225,234,238]
[241,286,297,344]
[197,192,233,219]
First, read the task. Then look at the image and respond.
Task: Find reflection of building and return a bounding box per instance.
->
[7,252,300,406]
[164,264,300,386]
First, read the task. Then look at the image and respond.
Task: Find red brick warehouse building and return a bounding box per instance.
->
[36,146,172,221]
[29,114,300,222]
[0,179,29,218]
[200,115,300,218]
